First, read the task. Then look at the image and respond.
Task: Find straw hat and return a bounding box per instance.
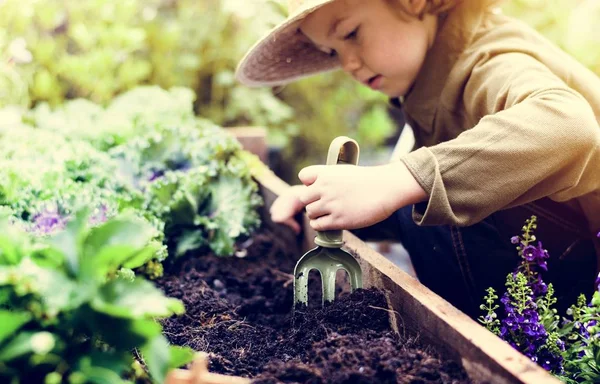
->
[235,0,340,87]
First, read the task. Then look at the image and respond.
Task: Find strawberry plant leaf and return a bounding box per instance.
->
[169,345,196,369]
[141,335,171,383]
[91,278,184,319]
[0,311,31,344]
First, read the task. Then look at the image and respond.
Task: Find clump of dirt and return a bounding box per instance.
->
[156,229,471,383]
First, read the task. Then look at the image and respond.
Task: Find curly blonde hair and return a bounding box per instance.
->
[387,0,460,20]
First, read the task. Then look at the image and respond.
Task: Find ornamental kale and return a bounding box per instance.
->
[27,86,197,151]
[112,119,262,258]
[1,85,263,264]
[480,220,600,382]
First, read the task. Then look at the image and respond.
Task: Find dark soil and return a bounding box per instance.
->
[156,228,472,383]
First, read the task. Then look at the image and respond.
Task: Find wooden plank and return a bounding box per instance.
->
[344,232,560,384]
[227,126,268,163]
[253,167,561,384]
[166,353,250,384]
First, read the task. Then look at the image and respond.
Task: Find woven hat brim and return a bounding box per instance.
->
[235,2,341,87]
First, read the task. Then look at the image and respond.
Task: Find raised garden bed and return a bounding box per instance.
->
[0,93,566,384]
[161,147,562,384]
[158,227,470,383]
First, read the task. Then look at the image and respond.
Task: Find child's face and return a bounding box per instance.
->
[300,0,437,97]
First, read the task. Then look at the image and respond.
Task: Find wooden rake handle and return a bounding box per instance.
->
[165,352,250,384]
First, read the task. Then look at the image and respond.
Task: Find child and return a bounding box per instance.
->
[235,0,600,319]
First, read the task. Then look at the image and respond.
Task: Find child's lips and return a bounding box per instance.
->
[367,75,382,90]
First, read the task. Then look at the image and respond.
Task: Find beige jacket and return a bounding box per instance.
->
[399,0,600,260]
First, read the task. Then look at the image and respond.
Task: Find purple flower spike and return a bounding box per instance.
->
[522,245,537,261]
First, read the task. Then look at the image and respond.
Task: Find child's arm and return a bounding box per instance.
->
[270,162,427,232]
[401,52,600,227]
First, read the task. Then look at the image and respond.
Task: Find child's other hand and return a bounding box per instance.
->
[269,185,305,234]
[297,163,426,231]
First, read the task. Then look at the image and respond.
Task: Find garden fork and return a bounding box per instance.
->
[293,136,363,306]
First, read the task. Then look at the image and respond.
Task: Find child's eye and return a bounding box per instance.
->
[344,27,359,40]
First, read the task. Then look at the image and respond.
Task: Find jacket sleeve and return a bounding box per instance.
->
[400,52,600,226]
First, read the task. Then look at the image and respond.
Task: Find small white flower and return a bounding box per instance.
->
[8,38,33,64]
[31,332,55,354]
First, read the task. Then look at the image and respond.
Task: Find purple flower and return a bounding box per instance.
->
[148,169,165,182]
[511,236,520,244]
[29,205,69,235]
[89,204,109,226]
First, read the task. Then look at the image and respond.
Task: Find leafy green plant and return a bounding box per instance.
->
[1,86,263,273]
[0,211,194,383]
[113,120,262,258]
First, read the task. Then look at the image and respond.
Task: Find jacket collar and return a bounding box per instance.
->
[394,0,492,131]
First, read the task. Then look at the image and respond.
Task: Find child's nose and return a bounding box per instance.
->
[340,51,361,73]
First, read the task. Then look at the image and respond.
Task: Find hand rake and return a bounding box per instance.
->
[293,136,363,307]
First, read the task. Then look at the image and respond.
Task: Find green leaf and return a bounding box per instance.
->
[49,210,89,277]
[175,230,206,257]
[141,336,171,383]
[149,176,181,207]
[29,245,66,269]
[91,315,161,350]
[80,218,155,280]
[0,311,31,344]
[17,258,84,314]
[168,189,198,226]
[73,353,131,384]
[0,331,56,362]
[84,218,155,255]
[85,366,128,384]
[169,345,196,369]
[203,175,260,256]
[121,243,161,270]
[209,224,235,257]
[83,245,145,280]
[0,288,10,305]
[0,234,20,265]
[91,278,184,319]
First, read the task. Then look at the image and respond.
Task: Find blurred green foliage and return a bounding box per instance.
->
[0,0,396,181]
[0,0,296,142]
[502,0,600,74]
[1,0,599,182]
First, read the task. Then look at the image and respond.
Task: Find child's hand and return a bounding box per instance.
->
[297,162,427,231]
[269,185,305,234]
